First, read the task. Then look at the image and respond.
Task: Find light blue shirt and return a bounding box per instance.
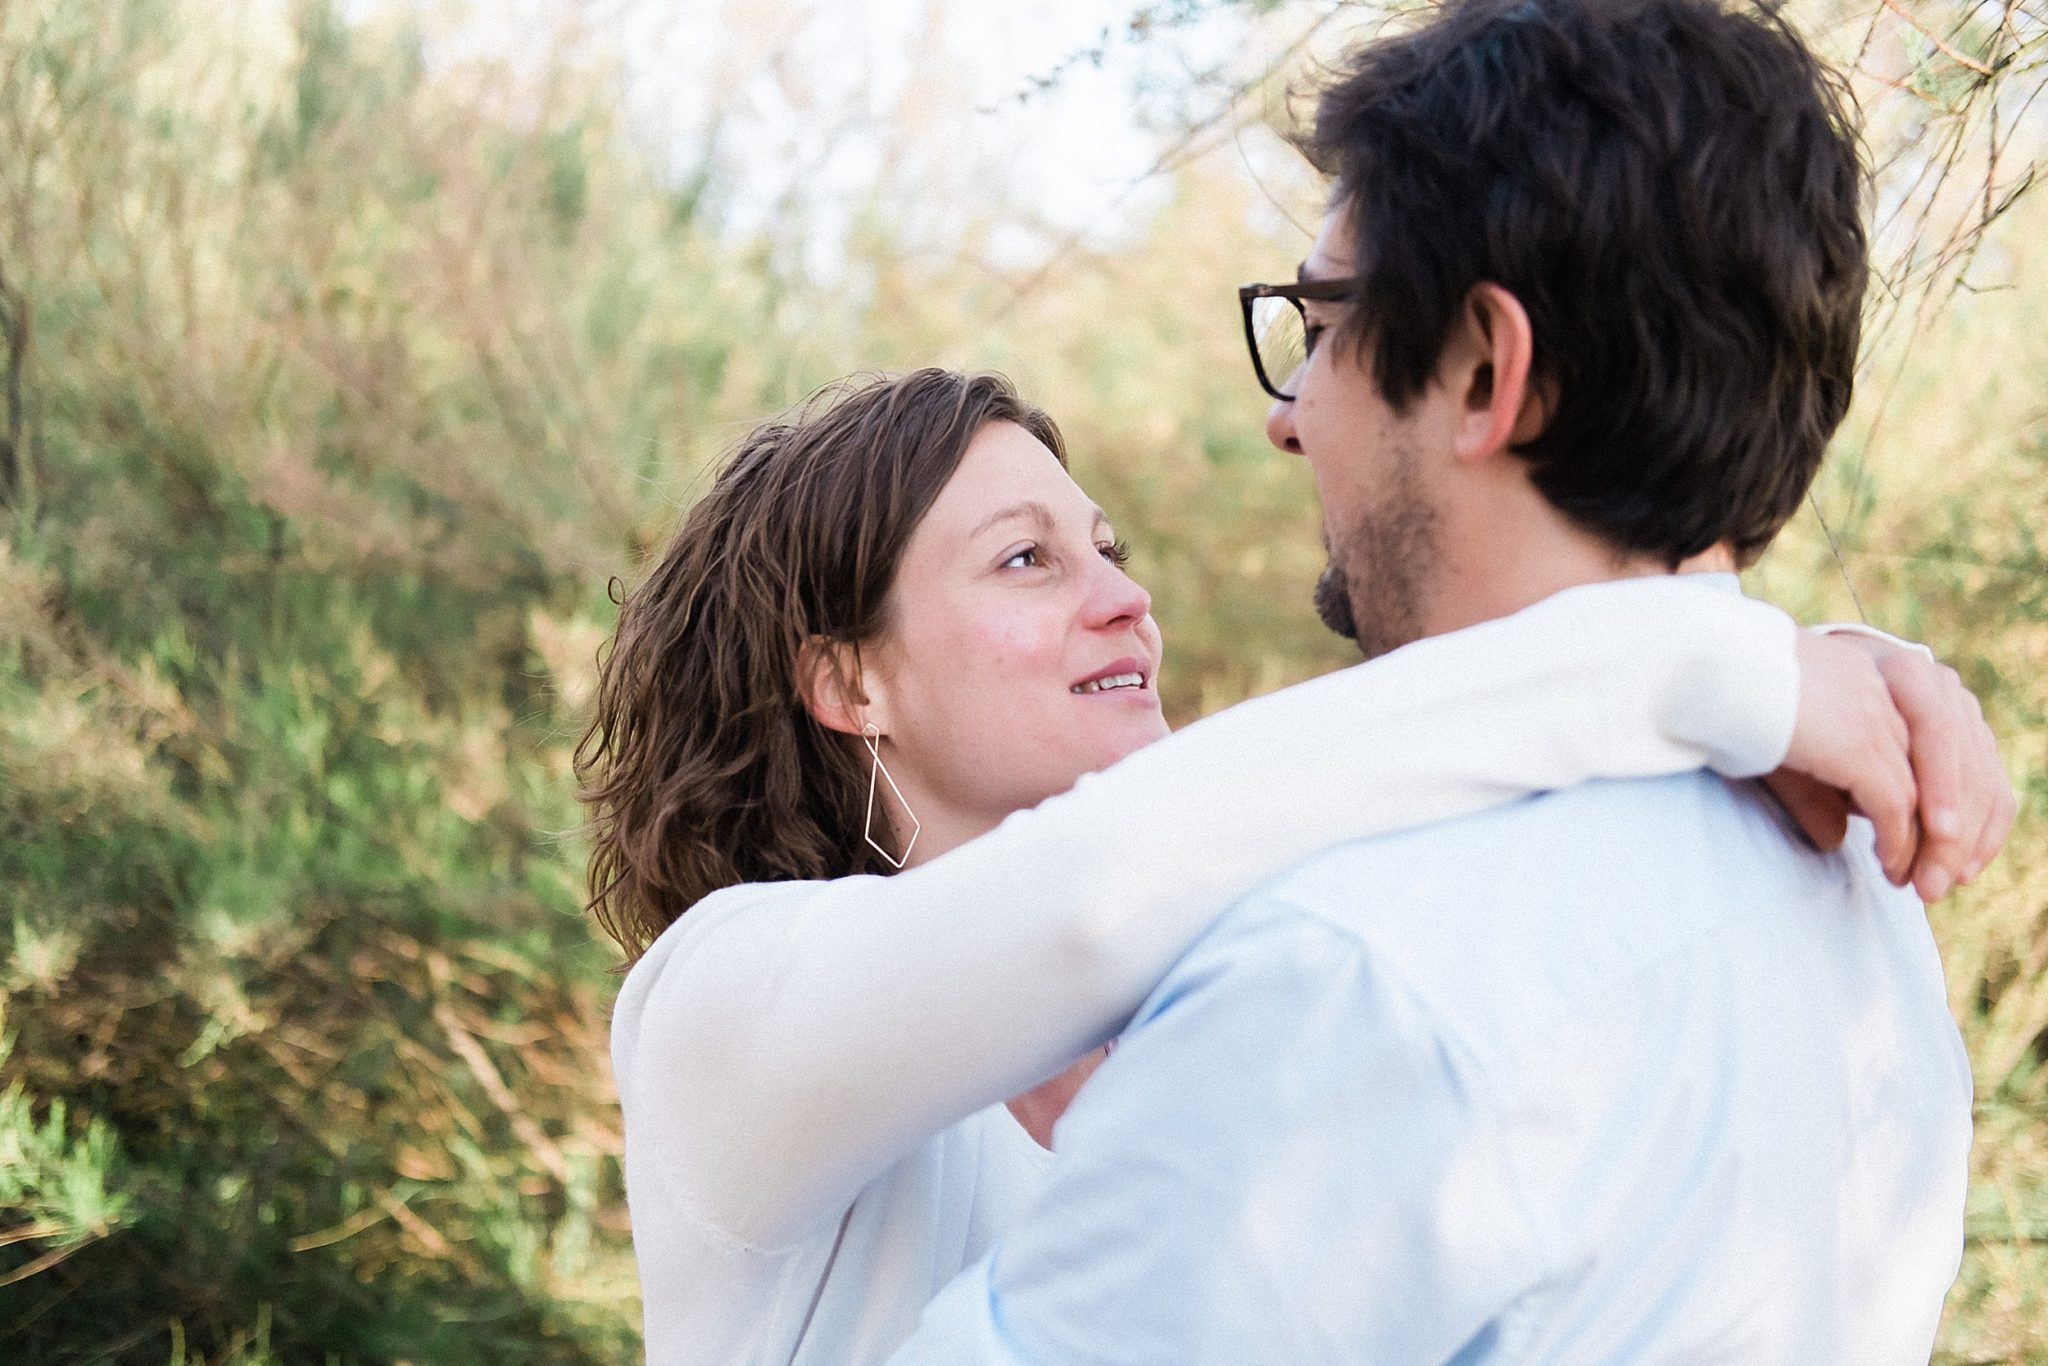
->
[892,769,1973,1363]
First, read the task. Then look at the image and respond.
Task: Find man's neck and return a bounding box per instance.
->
[1418,499,1699,641]
[1677,545,1738,576]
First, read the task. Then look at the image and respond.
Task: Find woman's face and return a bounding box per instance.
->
[859,420,1168,851]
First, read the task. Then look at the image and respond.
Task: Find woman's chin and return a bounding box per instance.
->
[1088,713,1172,769]
[1000,713,1172,812]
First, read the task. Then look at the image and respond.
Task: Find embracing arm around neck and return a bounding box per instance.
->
[611,575,1799,1252]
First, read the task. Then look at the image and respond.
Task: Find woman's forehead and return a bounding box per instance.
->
[927,422,1103,535]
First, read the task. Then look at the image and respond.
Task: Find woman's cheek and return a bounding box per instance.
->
[970,609,1066,678]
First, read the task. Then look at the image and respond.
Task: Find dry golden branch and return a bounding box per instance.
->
[1881,0,1996,76]
[0,1221,68,1249]
[285,1203,388,1254]
[0,1226,112,1288]
[428,950,575,1189]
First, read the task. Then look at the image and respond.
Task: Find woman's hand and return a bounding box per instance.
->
[1769,632,2016,902]
[1006,1047,1111,1150]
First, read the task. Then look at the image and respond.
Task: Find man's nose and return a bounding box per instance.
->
[1265,386,1302,454]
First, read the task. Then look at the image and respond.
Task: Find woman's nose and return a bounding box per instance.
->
[1087,558,1152,628]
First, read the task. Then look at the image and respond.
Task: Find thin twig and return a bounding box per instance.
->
[1882,0,1996,75]
[0,1228,110,1288]
[988,6,1350,324]
[0,1221,68,1249]
[286,1203,388,1254]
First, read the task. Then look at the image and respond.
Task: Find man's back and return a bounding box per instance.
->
[897,772,1972,1363]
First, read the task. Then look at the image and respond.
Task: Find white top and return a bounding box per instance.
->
[609,577,1803,1365]
[894,776,1973,1364]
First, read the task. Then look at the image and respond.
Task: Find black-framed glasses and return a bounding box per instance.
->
[1237,277,1359,401]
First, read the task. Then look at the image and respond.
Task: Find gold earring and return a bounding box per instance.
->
[862,723,920,869]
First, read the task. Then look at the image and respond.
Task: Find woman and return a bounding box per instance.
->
[577,369,1997,1364]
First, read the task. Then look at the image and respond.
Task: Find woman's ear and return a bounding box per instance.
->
[798,636,879,737]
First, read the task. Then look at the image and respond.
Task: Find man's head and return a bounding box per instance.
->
[1263,0,1867,655]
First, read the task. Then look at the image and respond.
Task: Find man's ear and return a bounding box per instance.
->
[798,636,883,737]
[1451,282,1548,465]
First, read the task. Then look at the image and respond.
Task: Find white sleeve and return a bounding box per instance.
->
[1813,620,1937,662]
[619,576,1800,1250]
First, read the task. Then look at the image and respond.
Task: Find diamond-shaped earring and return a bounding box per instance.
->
[862,723,920,869]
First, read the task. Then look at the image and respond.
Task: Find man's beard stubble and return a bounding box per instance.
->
[1313,442,1440,661]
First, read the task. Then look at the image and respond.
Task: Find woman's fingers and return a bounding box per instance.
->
[1876,655,1970,900]
[1785,634,1918,883]
[1859,648,2015,902]
[1860,722,1920,887]
[1785,630,2014,902]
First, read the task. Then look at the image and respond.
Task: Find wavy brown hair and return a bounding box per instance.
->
[575,369,1067,962]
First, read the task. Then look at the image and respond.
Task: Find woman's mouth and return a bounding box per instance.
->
[1071,671,1146,695]
[1070,657,1152,695]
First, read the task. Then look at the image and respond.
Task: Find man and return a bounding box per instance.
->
[890,0,1980,1359]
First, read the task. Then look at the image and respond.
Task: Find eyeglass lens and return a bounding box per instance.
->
[1248,295,1306,397]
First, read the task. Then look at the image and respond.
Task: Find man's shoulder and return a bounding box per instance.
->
[1197,771,1887,1051]
[1259,769,1811,923]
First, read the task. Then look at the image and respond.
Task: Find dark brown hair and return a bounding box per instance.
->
[575,369,1066,962]
[1304,0,1868,566]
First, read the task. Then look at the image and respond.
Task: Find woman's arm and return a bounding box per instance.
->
[622,575,1800,1250]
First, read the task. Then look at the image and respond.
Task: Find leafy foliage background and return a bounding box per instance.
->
[0,0,2041,1360]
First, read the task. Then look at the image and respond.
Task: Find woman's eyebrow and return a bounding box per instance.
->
[969,500,1111,540]
[970,500,1059,538]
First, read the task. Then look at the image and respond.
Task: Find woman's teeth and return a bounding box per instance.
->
[1072,672,1145,695]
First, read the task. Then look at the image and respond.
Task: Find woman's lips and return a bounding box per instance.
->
[1070,656,1152,696]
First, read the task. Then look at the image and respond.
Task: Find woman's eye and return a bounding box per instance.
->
[1001,546,1040,570]
[1099,539,1132,569]
[1304,323,1327,357]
